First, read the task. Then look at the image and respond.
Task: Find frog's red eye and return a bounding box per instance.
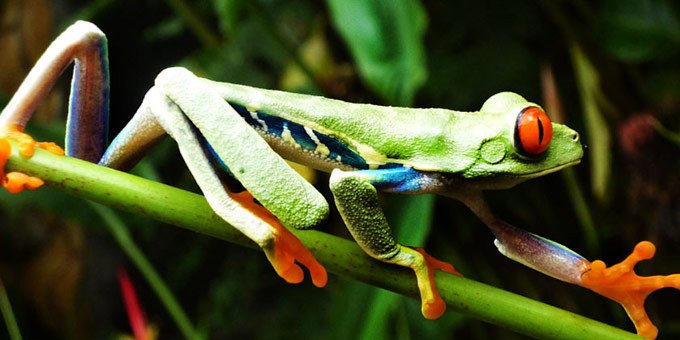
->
[514,107,553,155]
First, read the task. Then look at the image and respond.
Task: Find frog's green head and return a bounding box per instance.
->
[462,92,583,189]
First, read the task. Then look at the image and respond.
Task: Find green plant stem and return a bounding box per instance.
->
[88,203,201,340]
[0,278,22,340]
[4,142,641,340]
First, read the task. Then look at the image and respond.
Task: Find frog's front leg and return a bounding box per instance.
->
[102,68,328,287]
[329,167,459,319]
[463,194,680,339]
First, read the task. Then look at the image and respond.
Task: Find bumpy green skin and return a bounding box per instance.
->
[206,79,471,171]
[329,172,398,258]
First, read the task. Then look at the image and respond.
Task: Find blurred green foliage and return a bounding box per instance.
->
[327,0,427,105]
[1,0,680,339]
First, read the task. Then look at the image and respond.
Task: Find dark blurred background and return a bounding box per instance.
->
[1,0,680,339]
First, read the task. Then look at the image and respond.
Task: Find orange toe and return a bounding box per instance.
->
[423,298,447,320]
[3,124,65,157]
[229,191,328,288]
[413,247,460,319]
[268,221,327,287]
[415,247,461,276]
[4,172,44,193]
[0,130,51,194]
[580,241,680,339]
[36,141,65,156]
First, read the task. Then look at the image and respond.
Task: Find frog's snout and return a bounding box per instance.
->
[551,124,584,163]
[570,130,586,155]
[570,130,586,161]
[562,127,583,151]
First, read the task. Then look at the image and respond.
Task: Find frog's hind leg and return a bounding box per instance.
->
[1,21,109,162]
[101,68,328,287]
[329,167,459,319]
[0,21,109,193]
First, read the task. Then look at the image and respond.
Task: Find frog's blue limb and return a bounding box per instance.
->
[99,92,167,171]
[203,138,232,176]
[0,21,109,163]
[65,29,110,162]
[350,166,434,192]
[461,194,590,284]
[489,219,590,284]
[102,74,328,287]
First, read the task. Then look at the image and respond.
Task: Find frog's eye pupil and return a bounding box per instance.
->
[515,107,553,155]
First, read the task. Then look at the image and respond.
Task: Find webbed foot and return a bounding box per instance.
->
[580,241,680,339]
[0,126,64,193]
[398,246,460,319]
[229,191,328,287]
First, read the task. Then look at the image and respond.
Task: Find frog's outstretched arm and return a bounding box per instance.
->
[462,194,680,339]
[329,167,459,319]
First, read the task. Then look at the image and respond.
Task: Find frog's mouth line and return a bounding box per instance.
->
[519,159,582,178]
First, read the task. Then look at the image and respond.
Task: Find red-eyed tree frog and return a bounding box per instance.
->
[1,21,679,339]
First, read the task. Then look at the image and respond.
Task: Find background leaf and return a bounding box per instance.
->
[599,0,680,61]
[326,0,428,105]
[571,44,612,202]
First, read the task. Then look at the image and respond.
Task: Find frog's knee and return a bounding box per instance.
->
[155,67,196,87]
[329,169,344,188]
[329,169,361,192]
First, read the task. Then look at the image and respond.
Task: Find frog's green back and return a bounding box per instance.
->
[204,79,482,173]
[203,80,583,183]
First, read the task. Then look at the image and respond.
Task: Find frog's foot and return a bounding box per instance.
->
[0,138,44,193]
[229,191,328,288]
[0,125,64,194]
[580,241,680,339]
[2,124,65,157]
[395,246,460,319]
